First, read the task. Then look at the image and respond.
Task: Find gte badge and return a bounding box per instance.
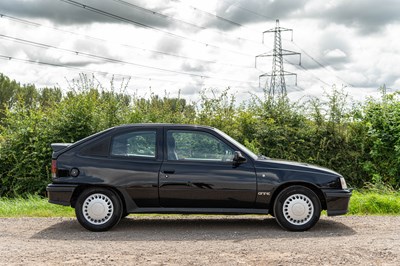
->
[258,192,270,196]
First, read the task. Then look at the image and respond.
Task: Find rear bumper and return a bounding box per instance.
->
[46,183,78,206]
[323,189,352,216]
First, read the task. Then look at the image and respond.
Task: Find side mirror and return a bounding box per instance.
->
[233,151,247,165]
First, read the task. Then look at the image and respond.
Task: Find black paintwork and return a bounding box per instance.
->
[46,123,351,215]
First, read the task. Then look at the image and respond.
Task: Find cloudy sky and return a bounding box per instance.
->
[0,0,399,102]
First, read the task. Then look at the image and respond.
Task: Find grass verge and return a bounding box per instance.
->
[0,191,399,217]
[0,195,74,217]
[348,190,400,215]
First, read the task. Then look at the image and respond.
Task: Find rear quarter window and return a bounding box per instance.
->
[79,137,111,157]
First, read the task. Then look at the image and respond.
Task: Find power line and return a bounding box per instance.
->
[0,13,254,69]
[171,0,266,38]
[59,0,254,57]
[284,58,331,87]
[0,34,258,85]
[220,0,275,21]
[172,0,245,29]
[172,1,352,89]
[0,54,183,86]
[0,54,259,91]
[0,54,127,78]
[166,2,351,90]
[284,39,354,87]
[110,0,263,46]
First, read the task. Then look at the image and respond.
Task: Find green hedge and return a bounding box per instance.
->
[0,73,399,196]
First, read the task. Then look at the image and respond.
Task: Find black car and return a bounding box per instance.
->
[47,124,352,232]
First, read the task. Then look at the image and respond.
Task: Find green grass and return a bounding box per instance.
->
[348,190,400,215]
[0,195,74,217]
[0,191,399,217]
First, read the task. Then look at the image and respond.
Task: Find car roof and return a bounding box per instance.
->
[115,123,216,130]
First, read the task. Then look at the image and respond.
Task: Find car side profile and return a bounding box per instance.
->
[47,124,352,232]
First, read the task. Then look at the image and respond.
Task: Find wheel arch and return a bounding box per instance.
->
[269,182,327,215]
[70,184,127,214]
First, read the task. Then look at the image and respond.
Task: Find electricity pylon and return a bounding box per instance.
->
[255,19,301,98]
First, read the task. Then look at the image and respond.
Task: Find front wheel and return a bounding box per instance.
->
[75,187,122,232]
[273,186,321,231]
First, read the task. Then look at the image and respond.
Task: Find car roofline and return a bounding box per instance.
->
[115,123,216,130]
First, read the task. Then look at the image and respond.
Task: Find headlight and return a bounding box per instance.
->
[339,177,347,189]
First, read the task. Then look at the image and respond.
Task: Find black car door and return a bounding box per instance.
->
[102,128,162,207]
[159,127,257,208]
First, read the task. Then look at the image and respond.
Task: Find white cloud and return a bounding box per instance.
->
[0,0,398,104]
[324,49,346,58]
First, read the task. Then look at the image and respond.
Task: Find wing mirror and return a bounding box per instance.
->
[233,151,247,165]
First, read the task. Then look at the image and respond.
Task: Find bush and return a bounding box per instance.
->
[0,73,399,196]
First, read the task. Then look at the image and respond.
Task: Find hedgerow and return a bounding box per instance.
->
[0,73,398,196]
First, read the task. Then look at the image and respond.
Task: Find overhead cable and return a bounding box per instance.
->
[0,34,258,85]
[59,0,253,57]
[0,13,253,69]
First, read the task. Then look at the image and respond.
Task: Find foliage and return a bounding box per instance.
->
[348,190,400,215]
[0,73,399,196]
[0,195,74,217]
[361,88,400,187]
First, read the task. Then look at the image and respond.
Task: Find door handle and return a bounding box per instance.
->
[162,169,175,174]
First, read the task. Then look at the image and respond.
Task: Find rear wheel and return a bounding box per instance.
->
[75,187,122,232]
[273,186,321,231]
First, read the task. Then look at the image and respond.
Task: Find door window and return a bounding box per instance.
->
[167,130,234,161]
[111,131,156,158]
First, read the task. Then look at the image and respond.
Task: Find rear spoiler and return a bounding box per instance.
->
[51,143,72,152]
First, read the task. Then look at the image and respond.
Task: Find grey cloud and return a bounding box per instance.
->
[181,61,207,72]
[72,39,112,58]
[180,84,200,97]
[0,0,112,25]
[202,0,307,30]
[343,65,397,89]
[26,50,101,68]
[155,37,182,54]
[317,33,351,66]
[57,58,104,68]
[179,78,205,96]
[210,0,400,35]
[0,0,174,28]
[310,0,400,34]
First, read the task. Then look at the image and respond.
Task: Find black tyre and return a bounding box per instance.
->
[75,187,122,232]
[273,185,321,231]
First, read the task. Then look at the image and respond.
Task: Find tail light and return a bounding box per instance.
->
[51,160,57,178]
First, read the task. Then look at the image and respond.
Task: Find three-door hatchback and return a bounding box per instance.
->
[47,124,352,231]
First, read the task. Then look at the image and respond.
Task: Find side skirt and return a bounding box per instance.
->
[128,208,269,215]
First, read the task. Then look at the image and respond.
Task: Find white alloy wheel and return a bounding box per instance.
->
[282,193,314,225]
[82,193,114,225]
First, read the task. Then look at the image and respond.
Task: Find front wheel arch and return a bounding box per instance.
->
[269,182,326,215]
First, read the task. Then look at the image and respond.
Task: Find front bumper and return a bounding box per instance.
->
[46,183,78,206]
[323,189,352,216]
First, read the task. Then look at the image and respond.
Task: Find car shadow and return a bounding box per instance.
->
[31,216,356,241]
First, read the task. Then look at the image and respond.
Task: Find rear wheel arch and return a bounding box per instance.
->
[71,185,126,214]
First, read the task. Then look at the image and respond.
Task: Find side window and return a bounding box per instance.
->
[111,130,156,158]
[79,137,110,157]
[167,130,234,162]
